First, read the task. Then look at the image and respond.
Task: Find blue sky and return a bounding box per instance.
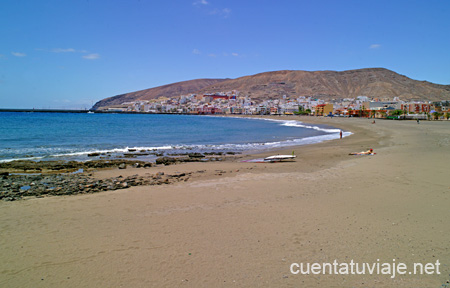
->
[1,0,449,109]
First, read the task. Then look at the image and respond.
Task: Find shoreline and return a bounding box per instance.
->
[1,117,450,287]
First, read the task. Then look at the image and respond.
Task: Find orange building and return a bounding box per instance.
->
[315,104,333,116]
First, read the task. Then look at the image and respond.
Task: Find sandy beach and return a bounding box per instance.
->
[1,116,450,287]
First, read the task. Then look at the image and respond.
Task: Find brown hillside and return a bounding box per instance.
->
[197,68,450,102]
[92,78,227,110]
[93,68,450,110]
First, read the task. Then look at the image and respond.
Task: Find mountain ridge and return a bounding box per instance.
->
[92,78,228,110]
[92,68,450,110]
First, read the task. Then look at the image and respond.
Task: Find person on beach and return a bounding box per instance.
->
[349,148,374,155]
[340,130,343,139]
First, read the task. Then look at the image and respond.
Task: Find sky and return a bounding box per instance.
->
[1,0,449,109]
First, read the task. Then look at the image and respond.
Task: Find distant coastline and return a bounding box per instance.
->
[0,108,193,115]
[0,108,91,114]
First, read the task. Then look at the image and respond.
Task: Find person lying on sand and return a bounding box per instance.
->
[349,148,375,155]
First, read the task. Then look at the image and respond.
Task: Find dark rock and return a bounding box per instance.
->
[88,153,100,157]
[123,153,137,158]
[155,157,177,166]
[188,153,205,158]
[171,173,186,178]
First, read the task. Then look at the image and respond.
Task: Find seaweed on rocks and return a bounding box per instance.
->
[0,171,192,201]
[0,160,152,174]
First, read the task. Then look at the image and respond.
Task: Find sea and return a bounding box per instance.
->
[0,112,347,163]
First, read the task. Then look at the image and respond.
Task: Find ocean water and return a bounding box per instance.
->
[0,112,347,162]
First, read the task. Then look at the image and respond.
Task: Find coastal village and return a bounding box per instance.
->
[98,91,450,120]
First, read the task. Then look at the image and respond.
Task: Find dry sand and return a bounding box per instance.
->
[1,117,450,287]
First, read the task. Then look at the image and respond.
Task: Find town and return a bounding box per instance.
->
[99,91,450,120]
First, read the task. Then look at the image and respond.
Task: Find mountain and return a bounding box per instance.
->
[92,68,450,110]
[195,68,450,102]
[92,78,227,110]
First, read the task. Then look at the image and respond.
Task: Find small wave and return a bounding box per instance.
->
[146,131,351,152]
[219,116,342,133]
[279,120,341,133]
[0,145,175,163]
[0,156,45,163]
[50,145,175,158]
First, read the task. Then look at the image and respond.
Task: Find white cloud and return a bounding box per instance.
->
[51,48,88,53]
[36,48,100,60]
[37,48,89,54]
[209,8,231,18]
[198,51,243,58]
[12,52,26,57]
[370,44,381,49]
[82,53,100,60]
[52,48,76,53]
[193,0,208,5]
[222,8,231,18]
[195,1,230,18]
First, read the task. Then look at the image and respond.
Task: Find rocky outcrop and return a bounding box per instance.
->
[0,172,191,201]
[0,160,152,174]
[155,157,178,166]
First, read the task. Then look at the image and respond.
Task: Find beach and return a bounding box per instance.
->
[1,117,449,287]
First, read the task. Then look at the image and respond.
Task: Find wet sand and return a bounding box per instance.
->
[1,117,450,287]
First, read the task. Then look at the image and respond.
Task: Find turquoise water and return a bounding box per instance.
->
[0,112,344,162]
